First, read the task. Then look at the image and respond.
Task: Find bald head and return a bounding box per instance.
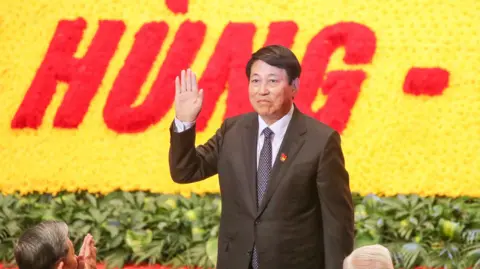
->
[343,245,394,269]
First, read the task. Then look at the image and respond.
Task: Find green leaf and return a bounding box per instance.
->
[191,226,206,242]
[166,242,212,268]
[400,242,424,268]
[125,229,153,253]
[91,227,102,242]
[463,229,480,244]
[88,208,106,224]
[439,219,463,240]
[184,209,198,222]
[73,212,94,221]
[107,235,124,249]
[135,192,146,207]
[355,233,378,248]
[431,205,444,218]
[464,247,480,266]
[206,237,218,267]
[123,192,137,206]
[6,221,20,235]
[132,240,165,265]
[104,249,128,269]
[85,193,98,207]
[75,224,92,236]
[104,223,120,238]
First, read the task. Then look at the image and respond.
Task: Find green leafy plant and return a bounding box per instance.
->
[355,194,480,268]
[0,192,478,269]
[0,191,220,269]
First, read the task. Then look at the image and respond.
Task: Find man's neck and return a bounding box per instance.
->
[261,117,280,126]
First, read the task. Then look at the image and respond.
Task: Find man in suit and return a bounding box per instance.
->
[169,45,354,269]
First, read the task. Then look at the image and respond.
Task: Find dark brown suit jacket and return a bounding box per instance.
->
[169,106,354,269]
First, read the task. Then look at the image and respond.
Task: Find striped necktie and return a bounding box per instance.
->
[251,127,274,269]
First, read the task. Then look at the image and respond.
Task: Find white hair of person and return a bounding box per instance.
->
[343,244,394,269]
[14,220,70,269]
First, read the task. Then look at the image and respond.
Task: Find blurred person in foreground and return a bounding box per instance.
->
[169,44,354,269]
[14,220,97,269]
[343,244,394,269]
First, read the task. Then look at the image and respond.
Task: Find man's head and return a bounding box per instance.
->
[246,45,301,124]
[343,245,394,269]
[14,221,78,269]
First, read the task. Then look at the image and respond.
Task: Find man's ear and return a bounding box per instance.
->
[292,78,300,92]
[291,78,300,99]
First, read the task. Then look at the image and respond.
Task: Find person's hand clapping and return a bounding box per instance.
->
[174,69,204,122]
[77,234,97,269]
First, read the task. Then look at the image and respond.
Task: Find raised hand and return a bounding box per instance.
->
[175,69,204,122]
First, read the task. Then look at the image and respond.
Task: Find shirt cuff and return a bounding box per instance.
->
[173,117,195,133]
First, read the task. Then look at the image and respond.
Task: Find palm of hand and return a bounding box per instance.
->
[77,234,97,269]
[174,69,204,122]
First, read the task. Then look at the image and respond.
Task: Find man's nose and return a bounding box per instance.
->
[258,84,269,95]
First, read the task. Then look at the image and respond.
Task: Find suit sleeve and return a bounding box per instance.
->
[168,119,226,183]
[316,131,354,268]
[173,117,195,132]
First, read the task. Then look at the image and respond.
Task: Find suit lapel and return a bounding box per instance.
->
[257,107,307,216]
[241,114,259,216]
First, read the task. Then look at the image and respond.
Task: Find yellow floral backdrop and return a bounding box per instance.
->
[0,0,479,197]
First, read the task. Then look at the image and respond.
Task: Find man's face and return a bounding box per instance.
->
[248,60,297,123]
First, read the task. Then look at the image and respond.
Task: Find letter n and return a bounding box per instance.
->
[11,18,125,129]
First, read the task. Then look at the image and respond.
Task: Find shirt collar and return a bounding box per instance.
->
[258,104,294,138]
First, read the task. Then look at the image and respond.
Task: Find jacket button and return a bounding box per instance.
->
[246,250,252,256]
[254,220,260,225]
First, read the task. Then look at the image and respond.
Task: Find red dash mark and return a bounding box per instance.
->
[166,0,188,14]
[403,67,449,96]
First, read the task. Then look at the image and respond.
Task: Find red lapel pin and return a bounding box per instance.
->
[280,153,287,162]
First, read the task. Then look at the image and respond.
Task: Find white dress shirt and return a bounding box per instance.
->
[173,104,295,168]
[255,105,294,167]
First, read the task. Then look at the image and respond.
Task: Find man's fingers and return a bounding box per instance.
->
[84,240,91,257]
[198,88,204,102]
[175,76,180,95]
[192,72,198,93]
[186,69,192,92]
[77,257,85,269]
[180,69,186,93]
[79,234,90,256]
